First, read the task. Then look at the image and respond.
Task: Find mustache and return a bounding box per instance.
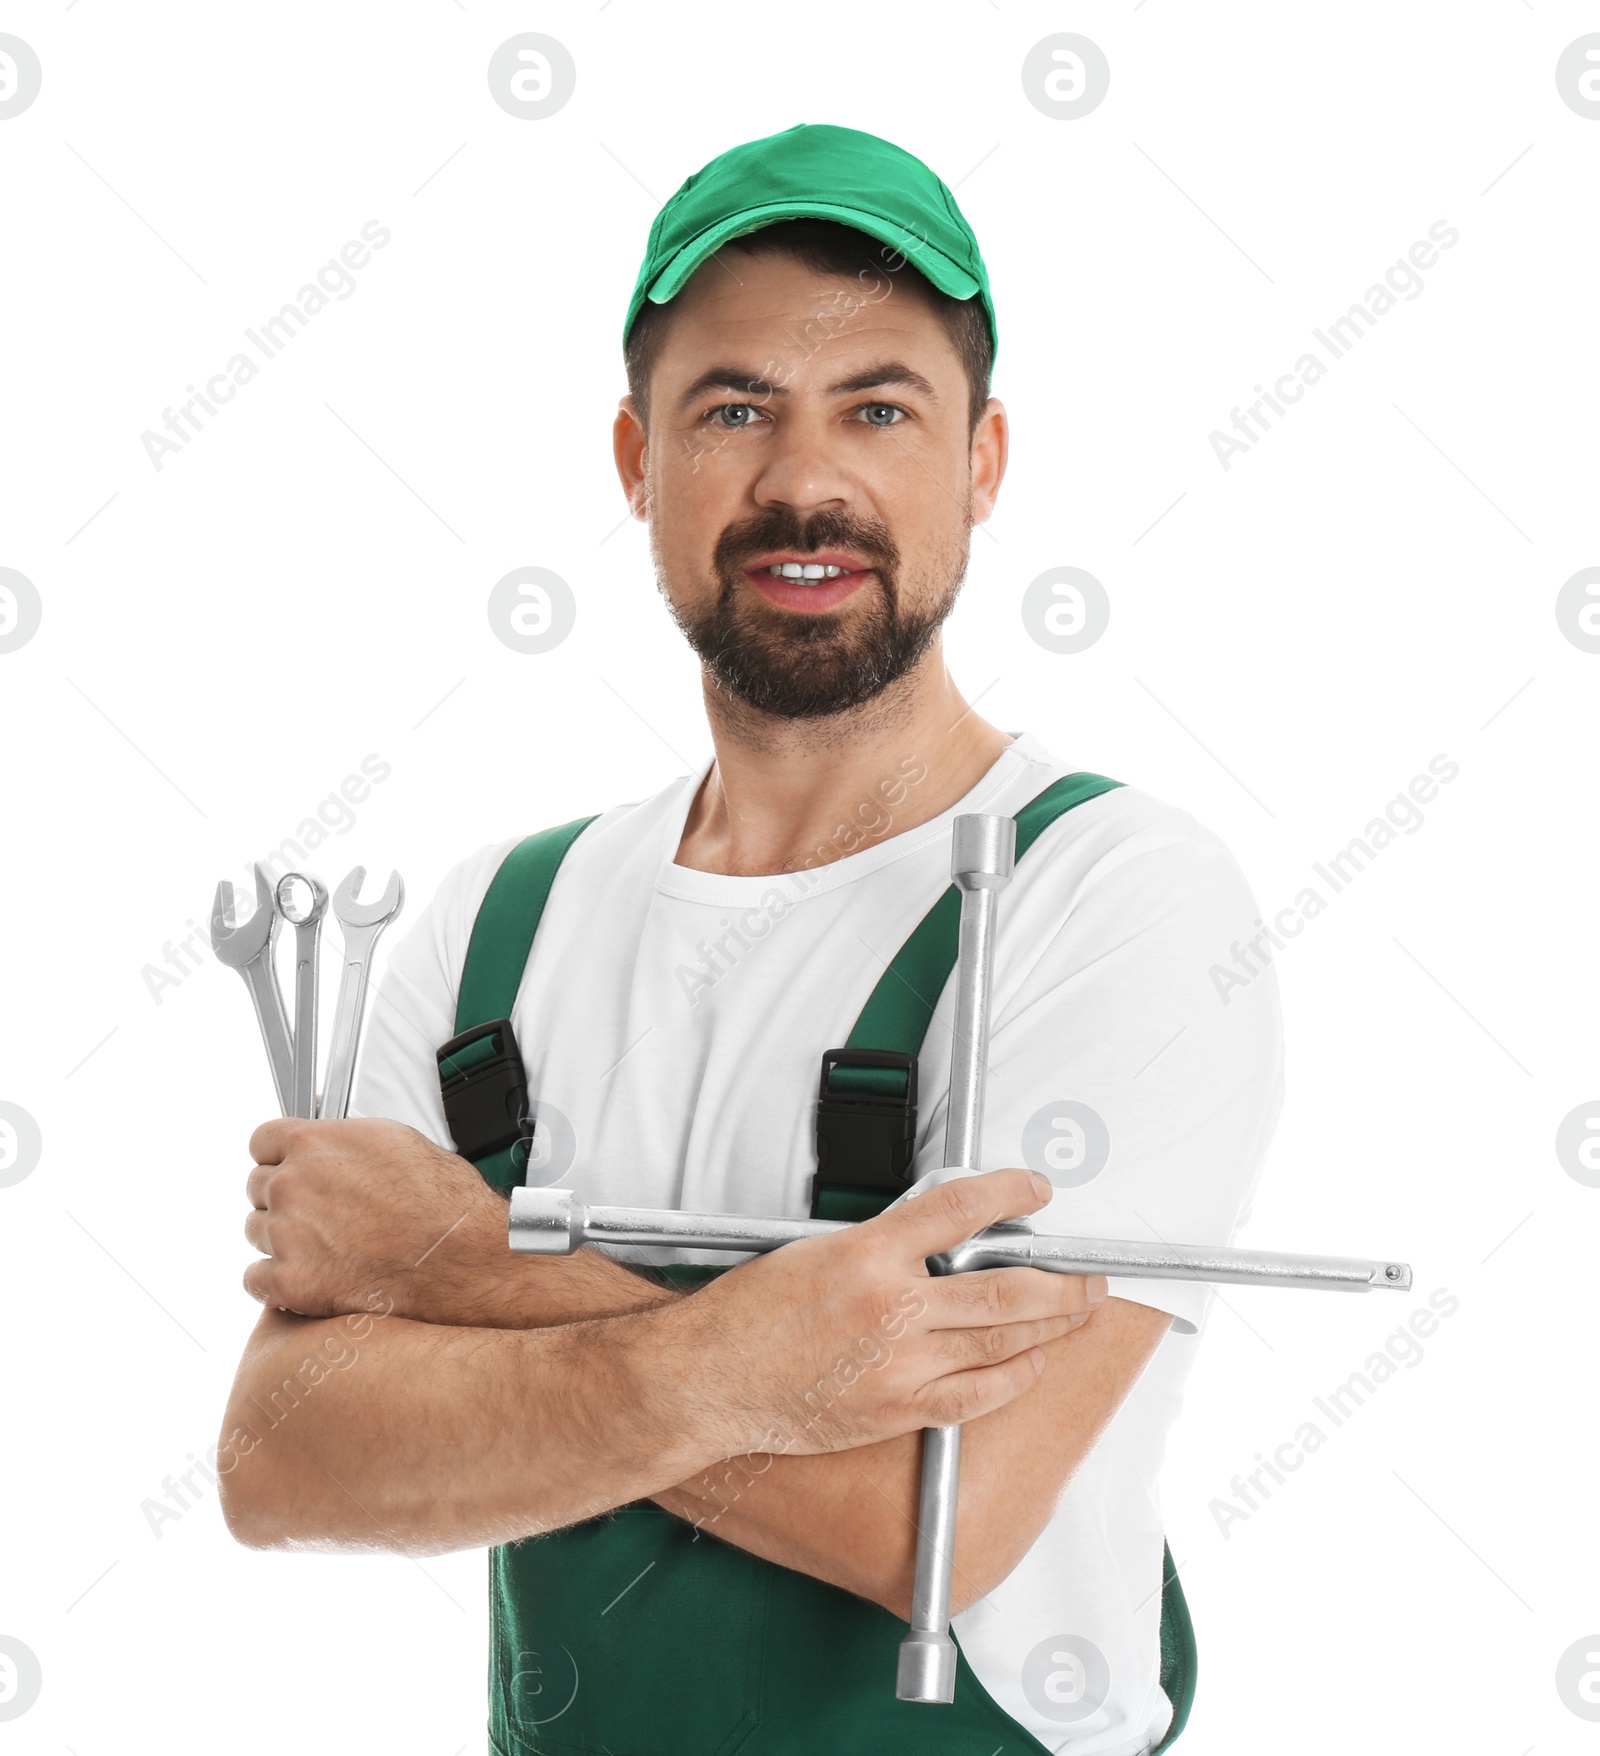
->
[712,510,901,580]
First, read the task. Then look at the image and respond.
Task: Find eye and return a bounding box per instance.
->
[706,402,766,429]
[857,402,907,428]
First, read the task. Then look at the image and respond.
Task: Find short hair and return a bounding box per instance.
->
[623,218,994,437]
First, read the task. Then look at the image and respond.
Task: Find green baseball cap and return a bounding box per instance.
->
[623,123,998,362]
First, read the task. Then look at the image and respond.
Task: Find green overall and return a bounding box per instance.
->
[444,773,1197,1755]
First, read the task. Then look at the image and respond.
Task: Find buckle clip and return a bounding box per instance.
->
[437,1018,528,1165]
[812,1048,919,1216]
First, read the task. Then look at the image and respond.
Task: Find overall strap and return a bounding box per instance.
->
[822,766,1193,1753]
[849,768,1123,1055]
[442,774,1195,1747]
[439,814,596,1191]
[813,771,1124,1219]
[454,815,597,1032]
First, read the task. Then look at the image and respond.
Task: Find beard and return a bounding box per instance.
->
[664,508,966,721]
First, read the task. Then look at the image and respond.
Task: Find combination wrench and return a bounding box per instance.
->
[275,872,328,1120]
[320,867,405,1120]
[214,862,405,1121]
[210,862,296,1114]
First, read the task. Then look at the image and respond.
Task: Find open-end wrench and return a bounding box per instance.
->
[210,862,296,1114]
[320,866,405,1120]
[275,872,328,1120]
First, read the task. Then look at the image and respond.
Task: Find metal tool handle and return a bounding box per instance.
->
[500,807,1415,1706]
[321,867,405,1120]
[241,954,295,1115]
[897,814,1014,1703]
[216,863,400,1122]
[289,925,319,1118]
[211,865,298,1114]
[505,1189,1412,1294]
[277,872,328,1121]
[321,953,369,1121]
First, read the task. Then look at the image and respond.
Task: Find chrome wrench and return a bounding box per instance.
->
[275,872,328,1120]
[320,866,405,1120]
[504,808,1414,1704]
[210,862,296,1114]
[508,1193,1413,1293]
[509,810,1013,1702]
[507,1191,1413,1707]
[895,812,1015,1702]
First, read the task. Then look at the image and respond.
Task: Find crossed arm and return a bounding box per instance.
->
[220,1118,1171,1618]
[647,1286,1168,1616]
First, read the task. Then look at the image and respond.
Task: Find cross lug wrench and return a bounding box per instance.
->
[505,811,1414,1702]
[508,1191,1412,1296]
[897,811,1015,1704]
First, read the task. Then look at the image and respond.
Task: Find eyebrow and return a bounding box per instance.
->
[675,360,940,411]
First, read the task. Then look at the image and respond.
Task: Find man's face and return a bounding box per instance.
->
[614,248,1006,721]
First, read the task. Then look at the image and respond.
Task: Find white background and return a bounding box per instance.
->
[1,3,1595,1751]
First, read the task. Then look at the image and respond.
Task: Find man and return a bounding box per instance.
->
[222,124,1284,1754]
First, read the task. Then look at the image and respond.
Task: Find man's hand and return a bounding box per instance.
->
[221,1162,1109,1553]
[244,1116,674,1320]
[245,1117,676,1329]
[638,1167,1106,1461]
[245,1117,512,1322]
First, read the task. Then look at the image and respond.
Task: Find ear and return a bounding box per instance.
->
[969,397,1009,524]
[613,397,649,520]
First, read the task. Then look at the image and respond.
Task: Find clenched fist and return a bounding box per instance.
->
[244,1117,511,1322]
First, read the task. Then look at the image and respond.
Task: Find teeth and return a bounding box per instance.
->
[767,563,848,579]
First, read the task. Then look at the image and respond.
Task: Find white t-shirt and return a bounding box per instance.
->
[354,732,1285,1755]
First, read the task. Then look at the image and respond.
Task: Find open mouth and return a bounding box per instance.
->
[744,555,876,615]
[759,561,852,580]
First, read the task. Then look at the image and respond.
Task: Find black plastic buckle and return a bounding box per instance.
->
[812,1048,918,1215]
[437,1018,528,1165]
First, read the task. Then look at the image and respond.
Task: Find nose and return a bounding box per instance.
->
[750,414,857,519]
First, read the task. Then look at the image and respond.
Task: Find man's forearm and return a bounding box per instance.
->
[400,1238,922,1600]
[400,1242,1142,1619]
[407,1242,932,1608]
[219,1298,717,1554]
[649,1297,1171,1618]
[237,1136,1123,1596]
[651,1432,923,1611]
[404,1226,680,1330]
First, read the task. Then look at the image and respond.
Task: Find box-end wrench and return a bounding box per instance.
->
[320,866,405,1120]
[275,872,328,1120]
[210,862,296,1114]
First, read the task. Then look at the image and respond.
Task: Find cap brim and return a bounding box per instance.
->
[645,200,982,308]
